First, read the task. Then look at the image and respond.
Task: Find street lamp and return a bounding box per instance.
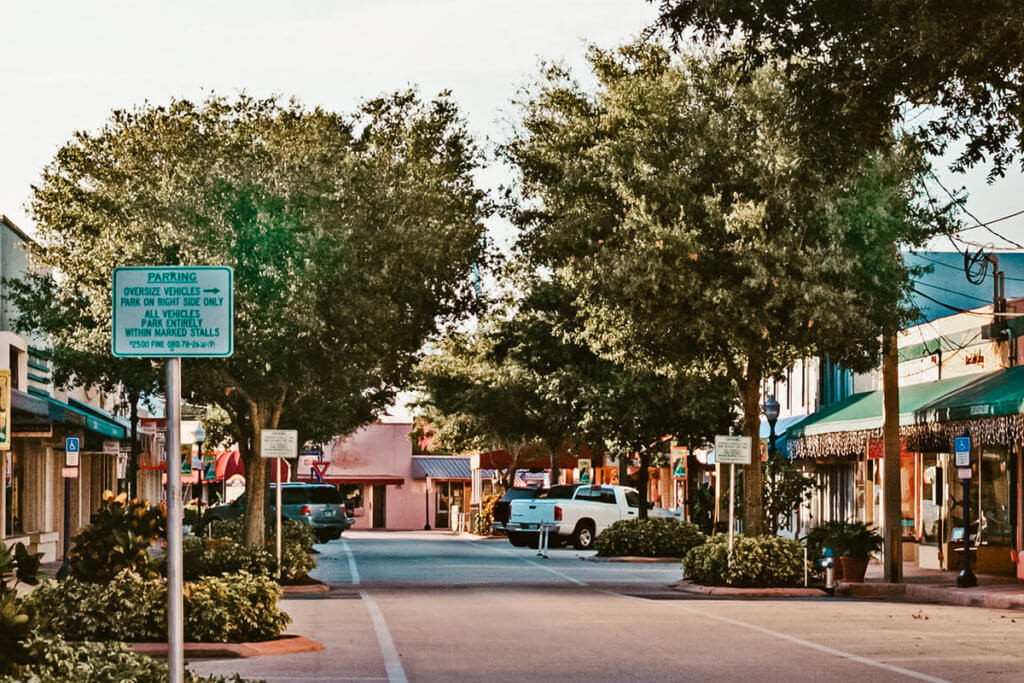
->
[763,396,780,460]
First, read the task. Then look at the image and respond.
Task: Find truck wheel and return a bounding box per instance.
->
[507,531,529,547]
[572,522,595,550]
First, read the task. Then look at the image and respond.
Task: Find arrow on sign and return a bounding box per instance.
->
[203,287,221,294]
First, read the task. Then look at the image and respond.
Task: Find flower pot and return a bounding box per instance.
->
[838,556,868,583]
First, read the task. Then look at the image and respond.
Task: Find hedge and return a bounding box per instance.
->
[683,534,805,587]
[26,570,290,643]
[594,518,705,558]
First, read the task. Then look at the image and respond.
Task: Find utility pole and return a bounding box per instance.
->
[882,332,902,583]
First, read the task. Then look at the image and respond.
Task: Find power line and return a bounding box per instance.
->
[929,171,1024,249]
[911,279,991,304]
[911,286,1024,318]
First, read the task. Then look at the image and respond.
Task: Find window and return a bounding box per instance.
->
[311,486,341,504]
[8,348,19,391]
[280,488,307,505]
[340,484,363,510]
[625,491,640,508]
[540,485,578,499]
[597,489,616,505]
[502,488,540,501]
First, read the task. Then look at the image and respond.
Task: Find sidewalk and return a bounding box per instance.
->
[837,561,1024,611]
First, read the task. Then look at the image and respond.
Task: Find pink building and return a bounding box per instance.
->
[311,420,489,530]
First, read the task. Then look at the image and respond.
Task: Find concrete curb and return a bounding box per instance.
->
[671,580,828,598]
[837,581,1024,611]
[584,556,681,563]
[282,579,331,594]
[129,635,324,660]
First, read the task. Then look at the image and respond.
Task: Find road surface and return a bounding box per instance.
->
[192,530,1024,682]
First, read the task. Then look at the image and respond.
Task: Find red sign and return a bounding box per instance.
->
[312,462,330,482]
[868,438,911,459]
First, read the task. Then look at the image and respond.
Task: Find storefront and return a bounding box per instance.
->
[789,366,1024,577]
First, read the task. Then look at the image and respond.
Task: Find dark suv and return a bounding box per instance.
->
[201,482,352,543]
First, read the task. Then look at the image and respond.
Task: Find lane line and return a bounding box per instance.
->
[360,591,408,683]
[340,537,360,585]
[474,541,587,586]
[601,590,948,683]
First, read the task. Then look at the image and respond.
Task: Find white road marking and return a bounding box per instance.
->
[340,537,360,585]
[475,541,587,586]
[361,591,408,683]
[602,590,948,683]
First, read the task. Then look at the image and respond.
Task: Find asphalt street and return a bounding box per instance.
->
[192,531,1024,682]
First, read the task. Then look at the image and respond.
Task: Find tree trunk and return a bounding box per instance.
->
[882,332,903,582]
[738,356,766,536]
[241,399,285,547]
[127,391,140,500]
[548,440,561,488]
[637,448,650,520]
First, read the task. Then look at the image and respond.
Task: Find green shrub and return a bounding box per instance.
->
[594,518,705,558]
[68,491,166,582]
[0,541,42,675]
[3,632,252,682]
[27,571,290,643]
[206,518,316,583]
[683,534,805,587]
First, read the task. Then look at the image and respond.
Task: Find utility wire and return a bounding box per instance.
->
[929,171,1024,249]
[911,287,1024,318]
[911,279,991,304]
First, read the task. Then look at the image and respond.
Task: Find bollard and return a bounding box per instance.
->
[804,547,808,588]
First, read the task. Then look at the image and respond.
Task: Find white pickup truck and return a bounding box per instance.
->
[505,485,681,550]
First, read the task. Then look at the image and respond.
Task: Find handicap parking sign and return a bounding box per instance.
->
[954,436,971,467]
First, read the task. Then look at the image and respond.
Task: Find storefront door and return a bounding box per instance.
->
[435,481,451,529]
[372,484,386,528]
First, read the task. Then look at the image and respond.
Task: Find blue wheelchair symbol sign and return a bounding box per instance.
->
[954,436,971,467]
[65,437,79,453]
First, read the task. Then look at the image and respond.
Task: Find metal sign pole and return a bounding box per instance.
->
[166,357,184,683]
[276,457,282,581]
[728,463,735,556]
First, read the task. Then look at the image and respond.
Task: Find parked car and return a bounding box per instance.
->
[494,485,580,546]
[505,485,681,550]
[200,482,352,543]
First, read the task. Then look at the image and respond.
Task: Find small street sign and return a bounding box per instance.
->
[112,266,234,358]
[954,436,971,467]
[261,429,298,459]
[103,439,121,455]
[957,467,972,480]
[61,466,79,479]
[714,435,752,465]
[312,461,330,483]
[65,437,80,467]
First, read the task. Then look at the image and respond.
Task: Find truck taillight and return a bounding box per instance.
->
[300,505,312,515]
[341,504,347,515]
[554,505,562,521]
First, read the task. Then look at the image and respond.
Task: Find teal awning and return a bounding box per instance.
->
[66,398,128,440]
[913,365,1024,423]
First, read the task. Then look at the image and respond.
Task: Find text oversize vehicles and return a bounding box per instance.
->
[505,485,681,550]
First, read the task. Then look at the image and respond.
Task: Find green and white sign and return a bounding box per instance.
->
[113,266,233,358]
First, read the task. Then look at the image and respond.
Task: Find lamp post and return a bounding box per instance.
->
[192,424,206,533]
[763,396,780,460]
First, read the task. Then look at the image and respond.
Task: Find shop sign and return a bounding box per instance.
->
[116,453,128,479]
[103,440,121,455]
[672,460,686,479]
[670,444,686,460]
[954,436,971,467]
[578,458,591,484]
[181,445,193,474]
[714,435,751,464]
[203,454,217,481]
[0,370,10,451]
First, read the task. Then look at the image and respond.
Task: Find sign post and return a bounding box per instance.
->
[261,429,298,580]
[954,434,977,587]
[112,266,233,683]
[715,435,752,557]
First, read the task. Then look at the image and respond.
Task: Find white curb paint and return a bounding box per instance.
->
[340,537,360,585]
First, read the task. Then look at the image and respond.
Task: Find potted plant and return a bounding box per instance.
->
[803,520,847,580]
[834,522,883,583]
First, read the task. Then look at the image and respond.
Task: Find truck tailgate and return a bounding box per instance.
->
[508,500,557,530]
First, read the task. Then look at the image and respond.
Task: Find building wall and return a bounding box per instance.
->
[323,421,429,530]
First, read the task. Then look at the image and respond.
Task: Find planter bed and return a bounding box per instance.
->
[129,635,324,660]
[671,580,829,599]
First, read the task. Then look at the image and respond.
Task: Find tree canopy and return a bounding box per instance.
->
[650,0,1024,178]
[503,43,946,534]
[19,92,489,545]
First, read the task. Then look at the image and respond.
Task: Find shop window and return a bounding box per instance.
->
[900,454,915,539]
[340,484,363,511]
[921,455,941,543]
[980,447,1011,545]
[4,451,24,536]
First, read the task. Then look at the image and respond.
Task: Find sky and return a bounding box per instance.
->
[3,0,1023,253]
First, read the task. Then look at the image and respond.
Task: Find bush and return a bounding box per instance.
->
[27,571,291,643]
[68,491,166,582]
[594,518,705,558]
[683,534,805,587]
[206,518,316,583]
[183,539,276,581]
[0,541,42,674]
[3,632,251,682]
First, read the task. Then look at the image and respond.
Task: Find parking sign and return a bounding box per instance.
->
[954,436,971,467]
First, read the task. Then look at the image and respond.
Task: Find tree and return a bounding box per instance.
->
[22,93,488,546]
[7,272,162,499]
[650,0,1024,178]
[503,44,943,535]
